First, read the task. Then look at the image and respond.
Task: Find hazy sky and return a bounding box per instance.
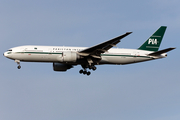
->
[0,0,180,120]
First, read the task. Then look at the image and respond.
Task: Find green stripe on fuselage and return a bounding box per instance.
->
[16,52,151,59]
[17,52,63,54]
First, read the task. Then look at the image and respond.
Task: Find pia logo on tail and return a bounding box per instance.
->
[148,39,158,45]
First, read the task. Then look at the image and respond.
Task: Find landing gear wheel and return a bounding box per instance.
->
[79,70,83,74]
[87,71,91,76]
[17,65,21,69]
[80,64,95,76]
[92,66,97,71]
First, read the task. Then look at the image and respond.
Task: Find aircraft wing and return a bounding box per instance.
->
[78,32,132,58]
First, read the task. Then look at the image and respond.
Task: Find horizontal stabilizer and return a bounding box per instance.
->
[148,47,175,56]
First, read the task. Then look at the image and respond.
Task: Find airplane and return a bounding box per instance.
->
[3,26,175,76]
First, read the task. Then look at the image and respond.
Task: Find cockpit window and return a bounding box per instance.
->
[8,49,12,51]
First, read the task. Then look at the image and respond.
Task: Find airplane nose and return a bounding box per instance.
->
[3,52,7,57]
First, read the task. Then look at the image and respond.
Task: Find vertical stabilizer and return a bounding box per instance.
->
[138,26,167,51]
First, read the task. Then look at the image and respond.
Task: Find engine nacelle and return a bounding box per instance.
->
[53,63,73,71]
[57,51,79,63]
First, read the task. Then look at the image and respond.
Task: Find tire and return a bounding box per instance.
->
[92,66,97,71]
[87,71,91,76]
[17,66,21,69]
[79,70,83,74]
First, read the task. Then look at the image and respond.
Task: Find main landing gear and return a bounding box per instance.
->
[79,65,97,76]
[79,69,91,76]
[15,60,21,69]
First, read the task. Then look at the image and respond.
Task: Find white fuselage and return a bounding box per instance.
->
[3,45,166,65]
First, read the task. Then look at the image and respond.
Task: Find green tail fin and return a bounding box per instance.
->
[138,26,167,51]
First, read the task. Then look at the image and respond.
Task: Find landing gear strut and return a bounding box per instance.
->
[15,60,21,69]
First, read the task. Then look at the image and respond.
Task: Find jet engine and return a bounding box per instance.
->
[53,63,73,71]
[57,51,80,63]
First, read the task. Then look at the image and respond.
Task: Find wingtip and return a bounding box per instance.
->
[126,32,133,34]
[170,47,176,50]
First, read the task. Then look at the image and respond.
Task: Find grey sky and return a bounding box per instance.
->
[0,0,180,120]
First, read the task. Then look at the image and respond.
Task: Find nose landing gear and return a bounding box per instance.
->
[15,60,21,69]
